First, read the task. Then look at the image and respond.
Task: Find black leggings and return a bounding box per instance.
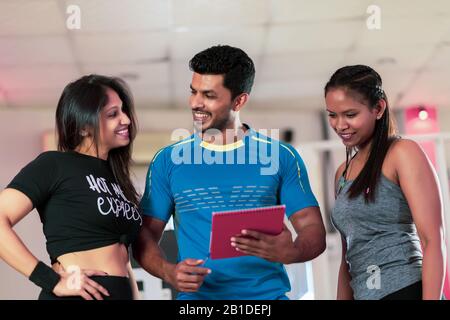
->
[38,275,133,300]
[381,281,422,300]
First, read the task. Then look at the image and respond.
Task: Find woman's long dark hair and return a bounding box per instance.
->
[55,74,139,205]
[325,65,398,202]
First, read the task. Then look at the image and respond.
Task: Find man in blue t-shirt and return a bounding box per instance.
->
[134,45,326,300]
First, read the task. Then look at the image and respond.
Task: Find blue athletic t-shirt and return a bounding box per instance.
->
[140,127,318,299]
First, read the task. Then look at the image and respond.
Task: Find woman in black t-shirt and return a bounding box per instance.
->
[0,75,142,300]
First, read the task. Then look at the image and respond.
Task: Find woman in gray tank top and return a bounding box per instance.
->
[324,65,446,300]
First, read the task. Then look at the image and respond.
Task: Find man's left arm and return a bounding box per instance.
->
[231,206,326,264]
[284,206,326,263]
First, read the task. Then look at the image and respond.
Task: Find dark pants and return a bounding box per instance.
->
[38,275,133,300]
[381,281,422,300]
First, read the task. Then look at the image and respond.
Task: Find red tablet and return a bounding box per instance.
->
[209,205,285,259]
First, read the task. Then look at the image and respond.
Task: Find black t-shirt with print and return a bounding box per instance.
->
[7,151,142,263]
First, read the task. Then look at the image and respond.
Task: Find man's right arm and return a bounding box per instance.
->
[133,216,211,292]
[133,216,176,285]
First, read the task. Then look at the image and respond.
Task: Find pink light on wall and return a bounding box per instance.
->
[404,105,449,299]
[405,106,439,166]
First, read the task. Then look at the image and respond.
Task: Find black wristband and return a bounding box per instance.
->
[29,261,61,292]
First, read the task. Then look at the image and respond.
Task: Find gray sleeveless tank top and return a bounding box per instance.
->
[331,174,422,299]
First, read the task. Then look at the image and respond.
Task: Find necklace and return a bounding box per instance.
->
[337,151,358,196]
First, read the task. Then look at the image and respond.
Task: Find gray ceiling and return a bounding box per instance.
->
[1,0,450,111]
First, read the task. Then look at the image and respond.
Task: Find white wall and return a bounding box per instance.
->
[438,109,450,169]
[0,109,54,299]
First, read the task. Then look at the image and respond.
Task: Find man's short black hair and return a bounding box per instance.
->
[189,45,255,99]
